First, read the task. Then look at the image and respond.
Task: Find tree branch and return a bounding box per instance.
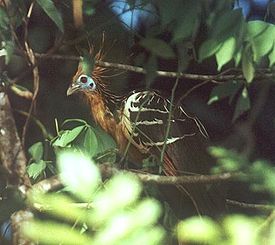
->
[29,52,274,81]
[226,199,275,212]
[31,163,242,194]
[0,92,31,187]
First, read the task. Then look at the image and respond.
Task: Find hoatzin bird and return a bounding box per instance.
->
[67,50,225,218]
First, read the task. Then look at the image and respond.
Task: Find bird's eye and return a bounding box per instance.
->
[80,76,88,83]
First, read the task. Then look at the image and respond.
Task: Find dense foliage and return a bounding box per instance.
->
[0,0,275,244]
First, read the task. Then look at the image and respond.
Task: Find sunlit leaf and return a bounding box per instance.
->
[53,126,85,147]
[247,21,275,62]
[209,146,246,173]
[58,151,101,201]
[177,217,221,243]
[23,220,91,244]
[199,39,222,62]
[29,192,87,223]
[234,50,242,66]
[140,38,175,59]
[223,215,260,245]
[132,199,162,227]
[216,37,236,71]
[250,161,275,196]
[233,87,250,121]
[122,227,165,245]
[268,42,275,67]
[242,47,255,83]
[27,160,46,179]
[90,174,142,225]
[28,142,43,162]
[36,0,64,32]
[208,80,242,105]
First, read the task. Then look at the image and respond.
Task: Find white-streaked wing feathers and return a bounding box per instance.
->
[120,91,208,154]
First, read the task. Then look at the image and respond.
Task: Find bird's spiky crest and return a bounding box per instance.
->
[74,35,123,112]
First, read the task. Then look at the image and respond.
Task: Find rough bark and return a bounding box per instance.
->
[0,92,30,187]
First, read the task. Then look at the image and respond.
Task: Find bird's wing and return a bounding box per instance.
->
[120,91,225,216]
[120,90,209,172]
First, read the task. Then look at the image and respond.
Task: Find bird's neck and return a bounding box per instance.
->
[85,92,117,137]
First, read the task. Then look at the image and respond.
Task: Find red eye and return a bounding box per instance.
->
[80,76,87,83]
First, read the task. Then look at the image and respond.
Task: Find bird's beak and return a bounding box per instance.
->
[67,83,80,96]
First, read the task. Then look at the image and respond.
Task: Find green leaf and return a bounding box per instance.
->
[0,7,9,30]
[93,127,116,153]
[36,0,64,32]
[247,21,275,62]
[212,9,243,41]
[53,126,85,147]
[58,151,101,201]
[62,118,87,127]
[140,38,175,59]
[90,174,142,225]
[199,39,222,62]
[177,217,221,243]
[208,80,242,105]
[22,220,92,244]
[158,0,178,26]
[28,142,43,162]
[268,42,275,67]
[27,160,47,180]
[209,146,247,173]
[233,87,251,121]
[172,3,200,42]
[83,127,98,157]
[247,20,272,38]
[29,193,87,223]
[242,46,255,83]
[215,37,236,71]
[223,215,260,245]
[234,49,242,66]
[173,17,198,42]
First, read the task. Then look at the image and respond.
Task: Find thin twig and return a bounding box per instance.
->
[226,199,275,212]
[160,75,179,169]
[33,202,94,212]
[21,2,40,147]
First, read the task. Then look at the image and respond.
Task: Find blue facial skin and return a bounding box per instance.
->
[76,75,96,91]
[67,75,96,96]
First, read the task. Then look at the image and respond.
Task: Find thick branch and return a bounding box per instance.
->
[0,92,30,187]
[30,52,274,81]
[32,163,241,194]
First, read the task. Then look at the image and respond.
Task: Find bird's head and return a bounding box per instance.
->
[67,72,97,96]
[66,40,121,109]
[67,49,106,97]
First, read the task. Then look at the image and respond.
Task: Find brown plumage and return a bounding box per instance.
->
[67,49,225,218]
